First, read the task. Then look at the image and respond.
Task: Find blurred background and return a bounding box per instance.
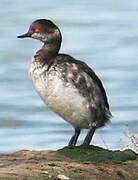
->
[0,0,138,153]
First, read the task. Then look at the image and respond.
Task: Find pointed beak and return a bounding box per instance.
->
[17,32,31,38]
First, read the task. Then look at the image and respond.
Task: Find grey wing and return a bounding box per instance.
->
[65,59,112,127]
[78,61,110,110]
[56,54,111,127]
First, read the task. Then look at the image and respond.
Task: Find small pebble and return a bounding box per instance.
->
[57,174,70,180]
[44,171,49,174]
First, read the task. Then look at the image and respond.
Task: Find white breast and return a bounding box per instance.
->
[29,60,92,129]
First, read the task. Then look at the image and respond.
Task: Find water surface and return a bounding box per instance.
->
[0,0,138,152]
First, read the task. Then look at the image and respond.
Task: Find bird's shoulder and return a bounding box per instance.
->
[54,54,110,109]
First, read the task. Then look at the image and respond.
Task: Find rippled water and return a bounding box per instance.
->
[0,0,138,152]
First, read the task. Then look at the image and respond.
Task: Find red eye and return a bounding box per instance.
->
[34,28,40,33]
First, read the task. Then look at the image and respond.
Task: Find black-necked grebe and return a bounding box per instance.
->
[18,19,111,147]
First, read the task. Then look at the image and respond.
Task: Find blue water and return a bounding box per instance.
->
[0,0,138,153]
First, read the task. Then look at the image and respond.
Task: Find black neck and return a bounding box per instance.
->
[34,29,62,64]
[34,41,60,62]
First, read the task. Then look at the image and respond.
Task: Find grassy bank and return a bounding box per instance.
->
[0,146,137,180]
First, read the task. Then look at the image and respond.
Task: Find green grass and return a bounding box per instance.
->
[58,145,137,163]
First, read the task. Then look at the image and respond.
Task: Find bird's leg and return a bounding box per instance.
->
[81,127,96,146]
[68,128,80,147]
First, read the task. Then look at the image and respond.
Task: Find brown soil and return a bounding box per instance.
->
[0,146,137,180]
